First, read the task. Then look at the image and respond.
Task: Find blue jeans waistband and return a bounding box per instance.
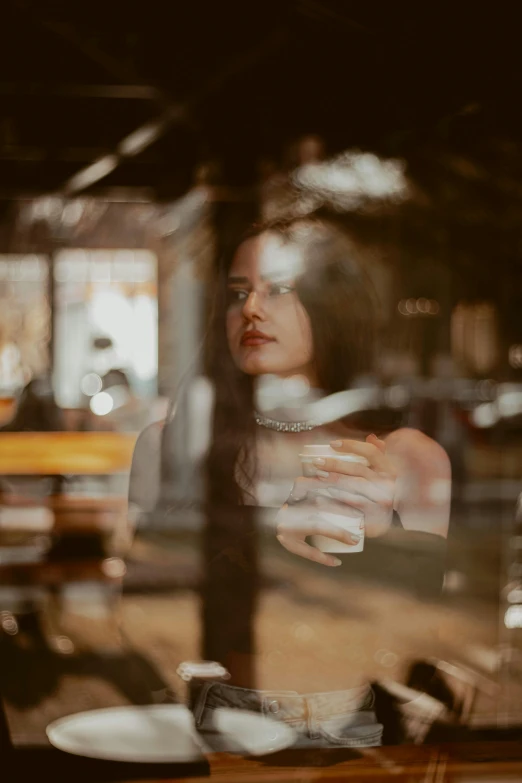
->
[194,681,375,727]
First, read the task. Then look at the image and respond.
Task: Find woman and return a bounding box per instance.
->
[130,215,451,748]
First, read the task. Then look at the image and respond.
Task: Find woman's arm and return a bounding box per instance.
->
[122,421,163,553]
[129,421,163,514]
[384,427,451,539]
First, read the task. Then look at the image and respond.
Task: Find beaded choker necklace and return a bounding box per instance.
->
[254,412,318,433]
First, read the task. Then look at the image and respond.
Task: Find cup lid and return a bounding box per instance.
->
[176,661,229,681]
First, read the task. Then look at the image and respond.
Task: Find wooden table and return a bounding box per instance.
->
[0,492,127,528]
[0,431,137,475]
[134,742,522,781]
[0,433,133,588]
[5,742,522,782]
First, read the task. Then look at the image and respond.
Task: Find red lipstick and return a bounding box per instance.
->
[240,329,275,346]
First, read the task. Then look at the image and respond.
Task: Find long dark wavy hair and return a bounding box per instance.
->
[205,213,379,507]
[200,213,379,685]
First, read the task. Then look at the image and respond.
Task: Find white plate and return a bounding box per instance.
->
[46,704,296,762]
[197,707,296,755]
[47,705,204,763]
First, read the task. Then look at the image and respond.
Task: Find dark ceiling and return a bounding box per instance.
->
[1,1,521,198]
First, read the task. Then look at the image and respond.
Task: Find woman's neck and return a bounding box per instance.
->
[254,375,325,423]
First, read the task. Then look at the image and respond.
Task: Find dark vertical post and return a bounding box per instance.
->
[201,192,260,688]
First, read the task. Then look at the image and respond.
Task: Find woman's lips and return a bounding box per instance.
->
[240,331,275,347]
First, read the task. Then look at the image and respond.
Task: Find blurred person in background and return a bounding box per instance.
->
[130,214,451,749]
[0,375,66,498]
[0,375,65,434]
[85,345,154,432]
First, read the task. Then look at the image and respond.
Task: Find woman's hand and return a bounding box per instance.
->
[316,435,397,537]
[276,434,397,567]
[275,497,363,567]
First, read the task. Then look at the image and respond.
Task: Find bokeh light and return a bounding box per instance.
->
[80,372,102,396]
[90,391,114,416]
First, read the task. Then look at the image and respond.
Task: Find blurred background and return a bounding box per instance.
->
[2,0,522,762]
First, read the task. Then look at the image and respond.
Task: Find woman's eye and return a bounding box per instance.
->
[268,283,294,298]
[227,289,249,304]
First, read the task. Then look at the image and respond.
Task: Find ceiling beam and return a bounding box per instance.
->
[62,113,181,195]
[10,0,174,112]
[9,0,185,195]
[0,146,114,162]
[0,187,156,202]
[62,28,287,195]
[0,83,160,100]
[12,1,139,83]
[7,2,287,196]
[296,0,378,37]
[0,145,173,163]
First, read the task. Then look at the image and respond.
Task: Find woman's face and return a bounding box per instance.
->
[226,233,315,381]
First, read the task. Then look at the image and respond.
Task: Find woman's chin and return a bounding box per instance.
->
[236,344,305,378]
[239,356,284,377]
[241,360,274,376]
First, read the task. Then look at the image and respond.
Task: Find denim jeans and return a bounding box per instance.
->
[193,681,383,749]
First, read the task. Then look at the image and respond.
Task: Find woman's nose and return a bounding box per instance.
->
[242,290,266,320]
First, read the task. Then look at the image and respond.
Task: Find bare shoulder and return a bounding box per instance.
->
[133,419,164,457]
[383,427,451,478]
[131,419,164,474]
[129,419,164,512]
[384,428,451,537]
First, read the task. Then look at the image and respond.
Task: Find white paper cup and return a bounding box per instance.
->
[299,445,368,554]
